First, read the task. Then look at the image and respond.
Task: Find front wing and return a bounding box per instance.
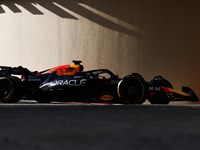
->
[149,84,199,102]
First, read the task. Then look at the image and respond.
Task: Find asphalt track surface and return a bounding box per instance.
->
[1,101,200,150]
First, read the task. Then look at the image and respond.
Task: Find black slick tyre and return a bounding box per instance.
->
[0,76,23,103]
[117,73,147,104]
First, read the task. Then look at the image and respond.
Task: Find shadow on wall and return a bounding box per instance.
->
[0,0,144,38]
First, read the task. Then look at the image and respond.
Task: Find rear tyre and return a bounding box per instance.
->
[0,76,23,103]
[117,73,147,104]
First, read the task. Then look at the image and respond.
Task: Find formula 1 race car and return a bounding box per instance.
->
[0,60,198,104]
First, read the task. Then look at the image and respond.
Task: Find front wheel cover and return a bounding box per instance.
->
[117,73,147,104]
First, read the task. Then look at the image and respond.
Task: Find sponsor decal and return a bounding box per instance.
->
[49,79,87,87]
[111,80,119,84]
[100,95,114,101]
[44,65,70,75]
[57,69,67,76]
[149,86,161,91]
[28,78,41,81]
[44,65,81,76]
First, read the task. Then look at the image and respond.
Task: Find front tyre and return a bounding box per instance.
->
[0,76,23,103]
[148,76,171,104]
[117,73,147,104]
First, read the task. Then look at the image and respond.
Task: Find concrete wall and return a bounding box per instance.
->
[0,0,200,100]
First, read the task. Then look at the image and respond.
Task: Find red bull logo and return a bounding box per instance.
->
[43,65,82,76]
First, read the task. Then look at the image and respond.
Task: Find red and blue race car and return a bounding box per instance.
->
[0,60,198,104]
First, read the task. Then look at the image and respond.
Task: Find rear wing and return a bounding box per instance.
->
[0,66,32,76]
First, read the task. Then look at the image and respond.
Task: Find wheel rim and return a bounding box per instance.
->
[118,77,145,103]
